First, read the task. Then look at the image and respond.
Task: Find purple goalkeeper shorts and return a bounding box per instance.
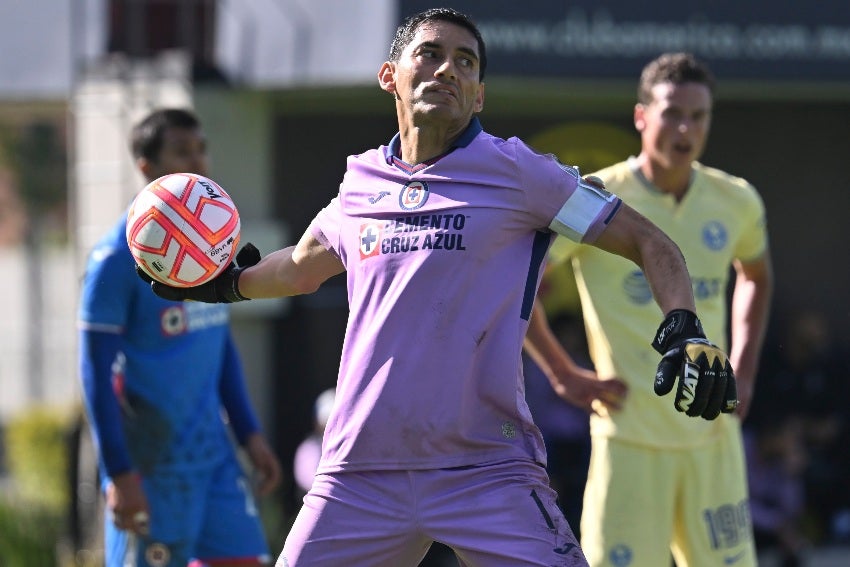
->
[278,459,586,566]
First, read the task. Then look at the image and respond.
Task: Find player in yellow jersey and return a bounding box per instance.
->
[526,52,773,566]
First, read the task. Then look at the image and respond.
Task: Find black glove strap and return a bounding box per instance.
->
[139,242,260,303]
[218,242,261,302]
[651,309,706,354]
[218,267,248,303]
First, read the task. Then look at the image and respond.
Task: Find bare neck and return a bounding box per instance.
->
[636,155,693,202]
[395,105,467,164]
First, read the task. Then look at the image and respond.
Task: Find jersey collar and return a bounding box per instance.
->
[628,156,696,196]
[383,117,483,168]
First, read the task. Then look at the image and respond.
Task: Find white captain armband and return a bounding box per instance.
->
[549,176,619,242]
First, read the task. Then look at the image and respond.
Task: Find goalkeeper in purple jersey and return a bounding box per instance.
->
[78,108,281,567]
[142,9,735,567]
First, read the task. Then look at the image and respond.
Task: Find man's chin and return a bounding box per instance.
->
[413,103,468,123]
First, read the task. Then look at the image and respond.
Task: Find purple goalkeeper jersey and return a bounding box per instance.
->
[310,118,620,473]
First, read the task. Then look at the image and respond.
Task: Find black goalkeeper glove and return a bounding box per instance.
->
[651,309,738,420]
[136,243,261,303]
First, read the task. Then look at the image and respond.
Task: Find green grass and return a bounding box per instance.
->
[1,405,73,566]
[0,495,63,567]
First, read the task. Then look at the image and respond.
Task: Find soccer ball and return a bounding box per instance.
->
[126,173,241,288]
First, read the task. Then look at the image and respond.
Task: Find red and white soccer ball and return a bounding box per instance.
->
[126,173,241,288]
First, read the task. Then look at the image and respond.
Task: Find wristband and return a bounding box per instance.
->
[651,309,706,354]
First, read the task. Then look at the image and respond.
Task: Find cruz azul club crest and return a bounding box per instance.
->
[399,180,429,211]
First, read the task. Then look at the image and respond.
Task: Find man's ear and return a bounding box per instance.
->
[473,82,485,113]
[634,103,645,132]
[137,157,155,180]
[378,61,396,96]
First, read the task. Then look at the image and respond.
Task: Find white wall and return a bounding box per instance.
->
[0,0,395,100]
[215,0,395,87]
[0,0,74,99]
[0,248,77,420]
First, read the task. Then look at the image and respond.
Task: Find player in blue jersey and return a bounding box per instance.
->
[77,108,282,567]
[140,10,736,567]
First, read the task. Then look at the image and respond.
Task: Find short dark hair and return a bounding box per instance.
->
[389,7,487,81]
[130,108,201,162]
[638,52,715,104]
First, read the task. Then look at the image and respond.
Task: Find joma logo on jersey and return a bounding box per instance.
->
[399,180,429,211]
[368,191,391,204]
[359,222,383,259]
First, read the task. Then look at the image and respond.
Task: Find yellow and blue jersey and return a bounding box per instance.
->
[550,158,768,448]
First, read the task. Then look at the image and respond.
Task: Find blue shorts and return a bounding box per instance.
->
[280,459,586,566]
[104,454,270,567]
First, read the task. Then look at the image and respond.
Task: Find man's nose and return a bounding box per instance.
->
[435,58,456,79]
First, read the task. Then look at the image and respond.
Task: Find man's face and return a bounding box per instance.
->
[383,20,484,126]
[144,126,209,180]
[635,82,712,171]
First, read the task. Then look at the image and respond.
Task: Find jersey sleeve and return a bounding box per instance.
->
[734,183,769,263]
[79,329,133,477]
[78,236,137,332]
[309,196,345,265]
[513,140,622,242]
[77,221,138,476]
[549,176,622,244]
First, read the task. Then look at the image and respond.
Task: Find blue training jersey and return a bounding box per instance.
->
[78,214,235,474]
